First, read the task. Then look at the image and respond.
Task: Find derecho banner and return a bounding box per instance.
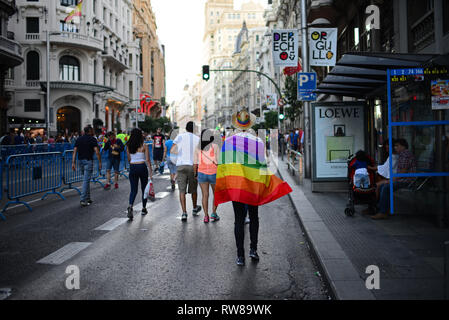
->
[309,28,338,67]
[312,102,366,181]
[272,29,299,67]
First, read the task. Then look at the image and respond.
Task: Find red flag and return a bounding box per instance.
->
[283,61,302,76]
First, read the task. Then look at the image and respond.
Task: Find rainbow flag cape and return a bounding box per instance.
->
[214,133,292,207]
[65,0,83,23]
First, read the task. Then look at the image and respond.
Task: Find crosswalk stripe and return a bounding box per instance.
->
[155,192,170,198]
[37,242,91,265]
[94,218,129,231]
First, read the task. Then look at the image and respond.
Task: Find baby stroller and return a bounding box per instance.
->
[344,153,377,217]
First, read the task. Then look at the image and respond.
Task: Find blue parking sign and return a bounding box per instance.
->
[298,72,317,101]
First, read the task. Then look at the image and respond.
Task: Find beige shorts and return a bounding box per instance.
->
[176,165,198,194]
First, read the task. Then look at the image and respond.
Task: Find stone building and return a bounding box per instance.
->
[201,0,265,129]
[0,0,23,134]
[133,0,166,119]
[5,0,143,136]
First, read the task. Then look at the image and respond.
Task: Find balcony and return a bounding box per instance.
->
[102,47,128,71]
[51,31,104,52]
[26,80,40,87]
[0,35,23,68]
[25,33,40,40]
[411,10,435,52]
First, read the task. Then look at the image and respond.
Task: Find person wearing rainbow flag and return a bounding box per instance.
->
[214,108,292,266]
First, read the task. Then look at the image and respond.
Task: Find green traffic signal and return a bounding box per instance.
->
[279,114,285,120]
[202,65,210,81]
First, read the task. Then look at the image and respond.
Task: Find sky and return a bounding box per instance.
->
[151,0,268,104]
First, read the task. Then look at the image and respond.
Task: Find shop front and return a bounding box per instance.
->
[313,52,449,224]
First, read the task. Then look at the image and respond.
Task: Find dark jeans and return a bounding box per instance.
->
[232,202,259,257]
[378,181,408,214]
[129,163,149,207]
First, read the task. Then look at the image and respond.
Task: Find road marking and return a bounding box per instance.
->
[94,218,129,231]
[37,242,91,265]
[155,192,170,198]
[166,186,178,190]
[157,175,170,180]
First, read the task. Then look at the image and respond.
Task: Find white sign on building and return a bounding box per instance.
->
[272,29,299,67]
[309,28,338,67]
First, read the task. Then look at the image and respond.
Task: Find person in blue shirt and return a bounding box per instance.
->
[165,136,177,191]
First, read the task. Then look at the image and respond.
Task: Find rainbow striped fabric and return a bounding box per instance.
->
[65,0,83,23]
[214,133,292,207]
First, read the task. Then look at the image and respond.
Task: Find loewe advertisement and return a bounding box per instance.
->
[312,102,366,181]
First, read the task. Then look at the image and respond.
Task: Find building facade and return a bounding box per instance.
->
[6,0,142,136]
[0,0,23,135]
[133,0,166,118]
[201,0,265,129]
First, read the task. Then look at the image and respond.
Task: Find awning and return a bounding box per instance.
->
[40,81,114,94]
[316,52,447,98]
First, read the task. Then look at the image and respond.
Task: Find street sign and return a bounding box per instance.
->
[138,113,145,121]
[298,72,317,101]
[272,29,299,67]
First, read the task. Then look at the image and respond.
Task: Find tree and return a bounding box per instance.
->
[282,75,303,124]
[138,116,172,134]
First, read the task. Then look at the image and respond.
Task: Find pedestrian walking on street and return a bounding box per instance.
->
[215,109,292,266]
[165,135,177,191]
[103,131,125,190]
[126,128,153,220]
[152,127,166,174]
[170,121,202,221]
[72,126,102,207]
[194,129,220,223]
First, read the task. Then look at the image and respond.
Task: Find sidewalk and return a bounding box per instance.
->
[276,157,448,300]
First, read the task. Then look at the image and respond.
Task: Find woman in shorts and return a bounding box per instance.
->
[194,129,220,223]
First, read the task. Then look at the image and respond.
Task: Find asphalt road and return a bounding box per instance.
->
[0,169,329,300]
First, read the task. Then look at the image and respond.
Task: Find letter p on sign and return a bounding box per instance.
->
[299,74,310,87]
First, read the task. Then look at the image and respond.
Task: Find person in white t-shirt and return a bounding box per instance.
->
[170,121,202,221]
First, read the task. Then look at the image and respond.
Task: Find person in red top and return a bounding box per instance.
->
[152,127,166,173]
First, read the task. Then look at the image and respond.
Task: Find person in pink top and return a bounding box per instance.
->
[194,129,220,223]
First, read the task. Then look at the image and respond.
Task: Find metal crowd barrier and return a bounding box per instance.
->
[1,152,65,216]
[60,150,83,195]
[287,148,304,185]
[0,143,74,162]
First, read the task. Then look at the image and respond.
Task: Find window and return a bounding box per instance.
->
[26,51,40,80]
[26,17,39,33]
[93,0,96,14]
[60,21,78,33]
[93,60,97,84]
[60,0,79,6]
[24,99,41,112]
[59,56,80,81]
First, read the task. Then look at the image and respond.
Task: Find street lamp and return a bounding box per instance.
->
[46,30,61,136]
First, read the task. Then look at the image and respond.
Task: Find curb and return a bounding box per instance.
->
[275,157,376,300]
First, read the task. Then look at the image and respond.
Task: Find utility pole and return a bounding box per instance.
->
[301,0,311,178]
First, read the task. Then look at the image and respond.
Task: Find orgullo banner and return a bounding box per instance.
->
[309,28,338,67]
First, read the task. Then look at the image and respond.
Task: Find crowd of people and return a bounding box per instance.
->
[0,129,81,146]
[71,110,293,266]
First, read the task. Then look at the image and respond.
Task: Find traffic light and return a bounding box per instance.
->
[279,113,285,121]
[202,65,210,81]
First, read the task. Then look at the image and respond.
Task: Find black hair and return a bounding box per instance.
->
[355,150,369,163]
[84,126,92,135]
[395,138,408,149]
[127,128,144,154]
[186,121,194,133]
[200,129,214,151]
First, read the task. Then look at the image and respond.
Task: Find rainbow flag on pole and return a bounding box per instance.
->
[64,0,83,24]
[214,133,292,207]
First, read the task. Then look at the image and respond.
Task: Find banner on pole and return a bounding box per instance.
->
[266,94,278,110]
[272,29,299,67]
[309,28,338,67]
